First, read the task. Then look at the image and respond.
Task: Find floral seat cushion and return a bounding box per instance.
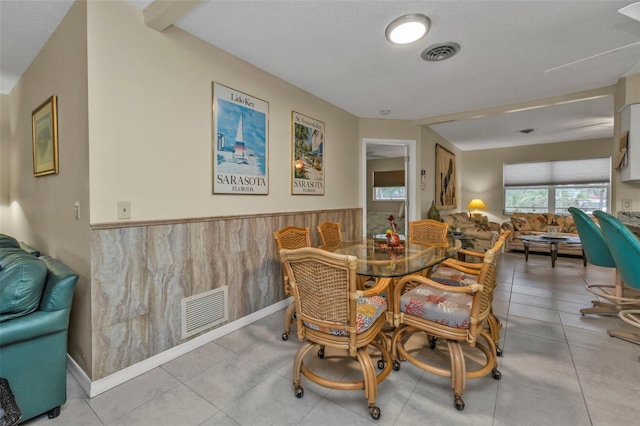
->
[430,265,479,287]
[304,295,387,336]
[400,284,473,329]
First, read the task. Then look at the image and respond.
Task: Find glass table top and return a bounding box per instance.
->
[321,238,459,278]
[517,235,582,244]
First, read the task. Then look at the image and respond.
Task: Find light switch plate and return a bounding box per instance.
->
[622,199,632,211]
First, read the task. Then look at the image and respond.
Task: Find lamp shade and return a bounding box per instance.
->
[468,199,487,211]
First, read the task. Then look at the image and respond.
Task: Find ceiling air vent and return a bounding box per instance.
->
[421,42,461,62]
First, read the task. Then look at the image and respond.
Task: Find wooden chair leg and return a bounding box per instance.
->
[282,301,296,340]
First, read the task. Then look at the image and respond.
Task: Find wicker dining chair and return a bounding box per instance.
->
[273,226,312,340]
[317,221,343,246]
[280,247,392,420]
[429,231,510,357]
[408,219,449,247]
[390,235,504,411]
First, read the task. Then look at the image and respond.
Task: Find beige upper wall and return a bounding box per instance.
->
[460,138,613,224]
[86,1,359,224]
[3,0,92,373]
[358,118,420,142]
[419,126,461,218]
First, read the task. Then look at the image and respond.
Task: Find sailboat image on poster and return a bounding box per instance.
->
[233,116,248,165]
[212,82,269,194]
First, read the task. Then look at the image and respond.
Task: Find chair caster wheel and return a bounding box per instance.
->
[454,397,465,411]
[282,333,289,341]
[377,359,386,369]
[496,346,503,357]
[392,360,401,371]
[318,347,325,358]
[492,368,502,380]
[369,405,381,420]
[428,336,437,349]
[48,406,61,419]
[294,386,304,398]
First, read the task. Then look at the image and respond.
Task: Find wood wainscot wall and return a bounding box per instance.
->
[89,208,362,380]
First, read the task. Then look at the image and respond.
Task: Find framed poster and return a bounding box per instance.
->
[212,82,268,194]
[291,111,325,195]
[32,95,59,177]
[435,144,456,210]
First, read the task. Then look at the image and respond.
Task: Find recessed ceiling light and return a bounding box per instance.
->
[385,14,431,45]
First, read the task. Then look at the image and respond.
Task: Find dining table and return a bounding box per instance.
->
[321,238,460,319]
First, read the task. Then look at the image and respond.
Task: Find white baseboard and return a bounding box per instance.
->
[67,298,291,398]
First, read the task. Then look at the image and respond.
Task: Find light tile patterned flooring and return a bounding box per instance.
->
[24,252,640,426]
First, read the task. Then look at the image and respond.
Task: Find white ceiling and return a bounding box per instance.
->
[2,0,639,154]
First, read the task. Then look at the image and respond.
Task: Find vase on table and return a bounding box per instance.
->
[427,200,441,221]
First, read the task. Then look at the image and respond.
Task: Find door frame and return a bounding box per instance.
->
[361,138,417,238]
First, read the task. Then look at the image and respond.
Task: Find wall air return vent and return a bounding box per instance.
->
[181,286,228,339]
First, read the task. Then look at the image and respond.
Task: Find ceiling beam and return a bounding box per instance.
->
[413,85,617,126]
[143,0,203,32]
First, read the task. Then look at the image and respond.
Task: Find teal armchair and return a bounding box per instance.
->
[0,236,78,422]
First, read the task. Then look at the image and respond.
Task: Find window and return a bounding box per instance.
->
[373,170,405,201]
[503,158,610,215]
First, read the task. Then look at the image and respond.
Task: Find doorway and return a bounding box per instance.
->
[361,138,417,238]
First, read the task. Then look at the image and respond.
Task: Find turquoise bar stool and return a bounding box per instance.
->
[568,207,626,316]
[593,211,640,345]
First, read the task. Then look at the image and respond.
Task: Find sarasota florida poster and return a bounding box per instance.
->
[212,82,269,194]
[292,111,324,195]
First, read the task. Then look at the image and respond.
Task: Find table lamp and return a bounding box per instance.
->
[468,199,487,218]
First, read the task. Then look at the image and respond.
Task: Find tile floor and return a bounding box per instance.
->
[24,252,640,426]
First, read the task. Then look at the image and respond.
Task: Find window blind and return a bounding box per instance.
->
[503,158,611,187]
[373,170,405,187]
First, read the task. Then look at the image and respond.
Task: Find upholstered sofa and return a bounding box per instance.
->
[500,212,583,255]
[0,233,78,423]
[441,212,500,254]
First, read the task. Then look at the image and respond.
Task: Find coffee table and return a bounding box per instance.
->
[448,233,475,261]
[517,234,585,268]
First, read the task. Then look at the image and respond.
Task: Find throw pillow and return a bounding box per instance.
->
[511,216,531,231]
[0,249,48,322]
[530,214,549,232]
[562,216,577,233]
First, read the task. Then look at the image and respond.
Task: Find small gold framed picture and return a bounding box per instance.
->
[32,95,59,176]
